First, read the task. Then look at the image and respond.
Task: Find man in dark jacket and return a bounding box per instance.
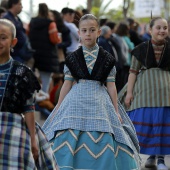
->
[3,0,29,63]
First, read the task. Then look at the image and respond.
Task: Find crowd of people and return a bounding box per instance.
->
[0,0,170,170]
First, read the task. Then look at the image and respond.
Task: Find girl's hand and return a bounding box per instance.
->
[125,93,134,109]
[31,139,39,161]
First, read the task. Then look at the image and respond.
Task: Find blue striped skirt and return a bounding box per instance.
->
[128,107,170,155]
[50,129,139,170]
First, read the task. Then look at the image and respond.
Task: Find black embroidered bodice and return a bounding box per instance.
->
[131,40,170,70]
[65,46,116,84]
[1,61,41,114]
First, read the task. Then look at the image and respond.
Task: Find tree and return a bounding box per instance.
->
[87,0,93,12]
[123,0,130,19]
[82,0,135,23]
[164,0,170,20]
[91,0,113,18]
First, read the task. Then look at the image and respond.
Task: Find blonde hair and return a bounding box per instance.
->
[0,19,16,39]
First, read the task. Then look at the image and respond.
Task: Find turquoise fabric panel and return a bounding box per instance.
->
[50,129,139,170]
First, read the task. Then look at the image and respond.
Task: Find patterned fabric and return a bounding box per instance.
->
[0,58,36,113]
[65,44,115,82]
[130,42,166,74]
[83,45,115,82]
[130,42,165,73]
[42,80,140,166]
[35,123,59,170]
[64,44,99,81]
[65,65,116,83]
[128,107,170,155]
[0,58,12,105]
[65,46,115,84]
[118,40,170,156]
[119,66,170,111]
[2,60,41,114]
[83,44,99,73]
[50,129,139,170]
[43,45,140,169]
[129,55,142,74]
[152,44,164,63]
[131,40,170,70]
[0,111,59,170]
[64,65,74,81]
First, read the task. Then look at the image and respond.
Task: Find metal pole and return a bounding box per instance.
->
[87,0,92,12]
[164,0,170,20]
[29,0,33,17]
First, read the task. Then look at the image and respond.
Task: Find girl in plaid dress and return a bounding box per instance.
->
[43,14,140,170]
[0,19,58,169]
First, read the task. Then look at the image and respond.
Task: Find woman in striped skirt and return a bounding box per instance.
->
[124,17,170,170]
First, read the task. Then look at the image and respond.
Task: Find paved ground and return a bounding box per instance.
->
[35,111,170,170]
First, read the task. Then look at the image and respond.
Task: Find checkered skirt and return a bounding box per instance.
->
[0,112,58,170]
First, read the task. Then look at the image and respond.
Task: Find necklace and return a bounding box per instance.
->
[0,58,13,110]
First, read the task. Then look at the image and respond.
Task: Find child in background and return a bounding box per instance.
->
[42,14,140,170]
[48,73,64,105]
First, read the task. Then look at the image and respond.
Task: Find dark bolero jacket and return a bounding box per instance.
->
[65,46,116,84]
[131,40,170,70]
[1,61,41,114]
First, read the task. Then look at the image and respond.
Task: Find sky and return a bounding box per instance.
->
[20,0,123,23]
